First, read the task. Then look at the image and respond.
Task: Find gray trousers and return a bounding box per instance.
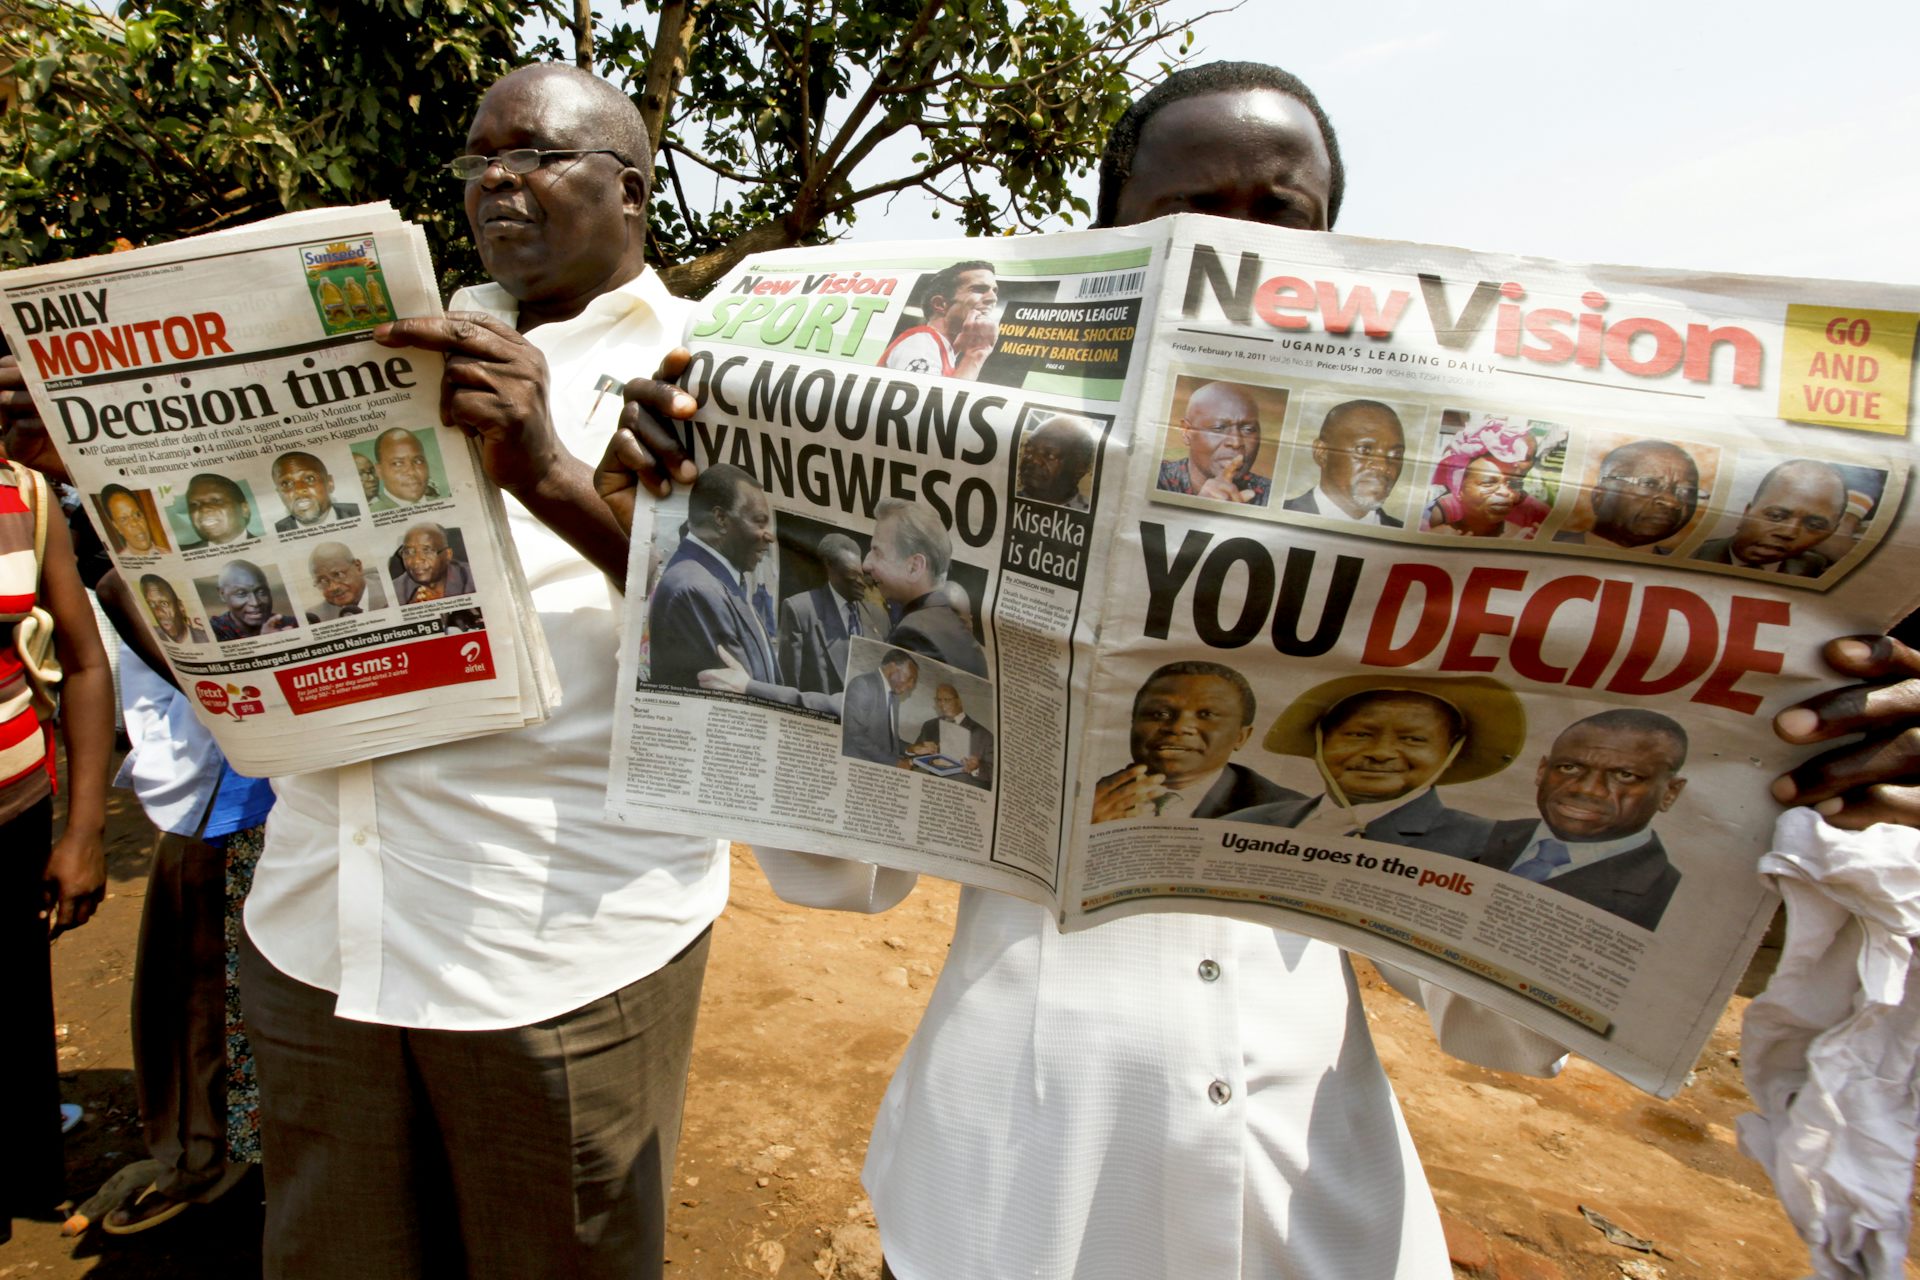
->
[132,830,233,1200]
[239,926,711,1280]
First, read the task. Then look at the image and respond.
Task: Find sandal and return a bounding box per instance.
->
[101,1182,193,1236]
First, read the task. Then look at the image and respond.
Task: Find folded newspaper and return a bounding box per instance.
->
[0,204,558,775]
[607,215,1919,1096]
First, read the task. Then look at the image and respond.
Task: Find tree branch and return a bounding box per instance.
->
[639,0,702,156]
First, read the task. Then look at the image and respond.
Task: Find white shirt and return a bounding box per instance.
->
[245,270,728,1030]
[116,645,224,836]
[1307,483,1388,524]
[1509,821,1652,880]
[753,851,1568,1280]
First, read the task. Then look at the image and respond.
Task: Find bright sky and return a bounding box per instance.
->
[851,0,1920,286]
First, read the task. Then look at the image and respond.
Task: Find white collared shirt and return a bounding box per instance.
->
[246,270,728,1030]
[1512,821,1652,879]
[1310,484,1387,524]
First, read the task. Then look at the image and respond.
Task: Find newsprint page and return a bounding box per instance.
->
[0,205,557,776]
[608,215,1920,1095]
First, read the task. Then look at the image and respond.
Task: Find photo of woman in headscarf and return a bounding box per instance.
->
[1421,414,1555,538]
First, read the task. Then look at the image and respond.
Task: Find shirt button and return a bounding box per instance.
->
[1197,959,1221,983]
[1208,1080,1232,1106]
[351,830,368,846]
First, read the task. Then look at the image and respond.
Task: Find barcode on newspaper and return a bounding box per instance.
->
[1075,270,1145,299]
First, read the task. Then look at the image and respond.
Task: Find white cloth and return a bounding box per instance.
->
[115,644,222,836]
[1308,484,1388,524]
[245,270,728,1031]
[1737,808,1920,1280]
[752,850,1566,1280]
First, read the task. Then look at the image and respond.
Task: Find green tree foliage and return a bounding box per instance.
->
[0,0,519,280]
[563,0,1203,295]
[3,0,1206,295]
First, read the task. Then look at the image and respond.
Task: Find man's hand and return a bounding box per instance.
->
[1772,634,1920,828]
[375,314,561,496]
[1091,763,1167,824]
[1196,449,1256,504]
[905,740,937,756]
[0,354,67,482]
[951,308,999,380]
[265,614,301,634]
[963,754,983,775]
[594,348,700,534]
[696,646,751,695]
[43,828,106,939]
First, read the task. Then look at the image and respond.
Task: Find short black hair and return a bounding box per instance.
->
[1095,61,1344,229]
[1560,708,1689,770]
[138,573,178,600]
[100,483,135,505]
[922,260,995,308]
[687,463,762,528]
[1137,659,1256,726]
[1318,399,1402,442]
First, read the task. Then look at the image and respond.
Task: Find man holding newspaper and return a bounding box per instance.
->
[226,64,728,1279]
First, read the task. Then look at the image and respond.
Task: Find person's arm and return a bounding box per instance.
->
[1372,962,1569,1076]
[37,502,112,937]
[1771,634,1920,827]
[753,847,919,914]
[377,315,695,581]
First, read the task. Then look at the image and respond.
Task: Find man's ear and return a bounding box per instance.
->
[925,293,950,320]
[621,166,650,219]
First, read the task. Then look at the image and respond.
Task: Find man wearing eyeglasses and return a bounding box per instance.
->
[238,63,725,1280]
[1283,398,1407,525]
[304,542,386,622]
[1156,379,1270,505]
[1557,438,1702,552]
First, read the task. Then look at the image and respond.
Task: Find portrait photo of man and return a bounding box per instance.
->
[1554,438,1710,554]
[353,450,381,503]
[391,523,475,605]
[1282,399,1407,526]
[1693,458,1848,577]
[841,647,920,766]
[174,473,259,550]
[1016,412,1099,511]
[97,484,168,555]
[1477,709,1689,930]
[646,464,779,690]
[306,541,389,622]
[138,574,208,645]
[878,260,1000,381]
[272,450,362,532]
[777,531,888,697]
[364,427,444,511]
[906,682,995,787]
[205,560,300,641]
[1156,379,1274,506]
[1090,660,1299,822]
[1226,674,1524,854]
[865,497,987,677]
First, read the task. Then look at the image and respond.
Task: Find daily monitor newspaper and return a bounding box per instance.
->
[607,215,1919,1095]
[0,204,558,775]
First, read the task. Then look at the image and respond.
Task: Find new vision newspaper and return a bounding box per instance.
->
[0,204,558,775]
[605,215,1919,1095]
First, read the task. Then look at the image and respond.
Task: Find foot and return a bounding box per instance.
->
[101,1182,193,1236]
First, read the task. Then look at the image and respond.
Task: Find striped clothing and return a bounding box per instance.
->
[0,459,52,822]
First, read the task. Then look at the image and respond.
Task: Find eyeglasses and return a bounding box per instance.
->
[1600,473,1702,504]
[445,149,631,181]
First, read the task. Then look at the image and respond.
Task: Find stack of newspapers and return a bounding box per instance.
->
[0,204,558,774]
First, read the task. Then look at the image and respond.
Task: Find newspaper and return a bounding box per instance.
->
[606,217,1920,1096]
[0,204,557,775]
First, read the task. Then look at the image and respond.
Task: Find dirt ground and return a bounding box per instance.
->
[6,785,1919,1280]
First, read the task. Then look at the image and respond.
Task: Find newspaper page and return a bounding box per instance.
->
[0,204,557,776]
[606,219,1919,1096]
[1061,219,1918,1095]
[607,235,1162,903]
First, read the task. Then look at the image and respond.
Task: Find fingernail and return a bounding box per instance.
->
[1774,708,1819,739]
[1835,638,1874,664]
[1769,776,1797,803]
[676,460,697,482]
[1814,797,1845,817]
[673,393,696,415]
